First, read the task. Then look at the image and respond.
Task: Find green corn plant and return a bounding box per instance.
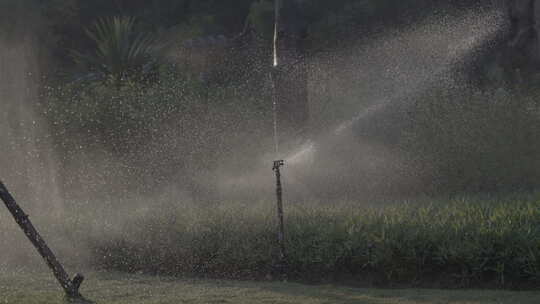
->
[77,194,540,286]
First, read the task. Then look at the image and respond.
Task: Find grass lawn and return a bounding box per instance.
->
[1,270,539,304]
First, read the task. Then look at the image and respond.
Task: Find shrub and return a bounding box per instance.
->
[353,85,540,195]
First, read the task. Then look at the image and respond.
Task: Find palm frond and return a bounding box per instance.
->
[72,16,159,83]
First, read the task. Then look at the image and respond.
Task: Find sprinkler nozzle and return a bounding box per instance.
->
[273,160,285,171]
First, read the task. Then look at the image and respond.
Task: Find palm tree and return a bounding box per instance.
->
[73,16,159,86]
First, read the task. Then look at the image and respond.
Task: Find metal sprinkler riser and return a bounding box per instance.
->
[272,159,287,278]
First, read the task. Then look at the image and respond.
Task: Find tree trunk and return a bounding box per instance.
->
[273,0,309,138]
[505,0,540,75]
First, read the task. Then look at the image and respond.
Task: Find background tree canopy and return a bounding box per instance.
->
[30,0,501,68]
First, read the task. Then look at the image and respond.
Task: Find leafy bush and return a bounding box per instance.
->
[403,87,540,193]
[352,85,540,195]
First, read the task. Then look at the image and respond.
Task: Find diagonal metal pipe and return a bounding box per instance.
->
[0,181,84,298]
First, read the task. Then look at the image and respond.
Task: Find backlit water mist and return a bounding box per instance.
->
[0,22,65,266]
[297,8,505,157]
[218,7,506,200]
[0,42,62,211]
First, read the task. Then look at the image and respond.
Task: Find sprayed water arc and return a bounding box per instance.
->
[284,8,506,167]
[215,7,507,201]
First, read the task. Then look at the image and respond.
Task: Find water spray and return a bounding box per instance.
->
[270,0,287,278]
[0,181,84,299]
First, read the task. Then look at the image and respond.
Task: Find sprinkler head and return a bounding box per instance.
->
[273,160,285,171]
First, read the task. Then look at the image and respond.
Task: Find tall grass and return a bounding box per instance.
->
[87,194,540,288]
